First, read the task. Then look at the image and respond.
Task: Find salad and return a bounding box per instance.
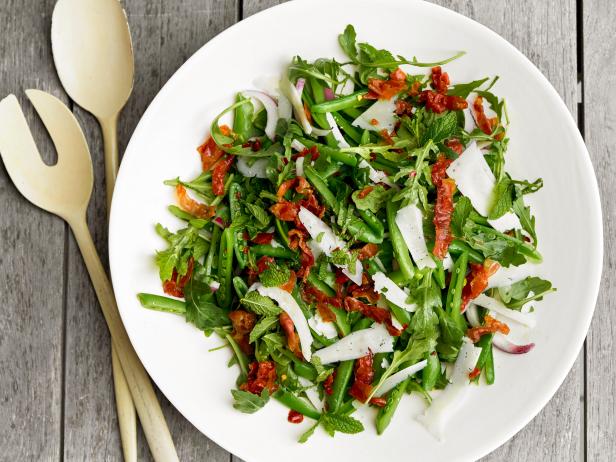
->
[138,25,554,441]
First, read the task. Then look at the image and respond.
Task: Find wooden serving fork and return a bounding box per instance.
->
[0,90,179,462]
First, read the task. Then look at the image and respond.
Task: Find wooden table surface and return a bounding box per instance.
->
[0,0,613,460]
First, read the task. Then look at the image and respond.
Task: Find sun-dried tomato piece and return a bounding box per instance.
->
[408,81,421,97]
[298,193,326,219]
[280,312,302,358]
[270,200,299,221]
[467,315,510,343]
[292,145,320,161]
[229,310,256,355]
[197,136,225,172]
[295,176,313,195]
[280,270,297,293]
[323,372,335,396]
[445,139,464,156]
[252,233,274,245]
[472,96,498,135]
[395,99,414,116]
[349,285,380,304]
[175,184,215,219]
[380,129,395,145]
[256,256,275,274]
[468,367,481,380]
[366,68,407,100]
[430,66,450,94]
[288,229,315,280]
[344,297,403,337]
[162,257,194,298]
[316,303,337,323]
[212,155,234,196]
[241,361,278,395]
[461,260,500,311]
[419,90,468,114]
[370,397,387,408]
[348,351,374,403]
[431,155,456,259]
[358,243,379,261]
[277,178,297,200]
[301,283,343,309]
[242,138,262,151]
[288,410,304,424]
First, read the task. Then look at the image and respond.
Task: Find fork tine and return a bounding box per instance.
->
[25,89,93,181]
[0,94,51,196]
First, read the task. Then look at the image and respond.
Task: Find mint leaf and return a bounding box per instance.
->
[422,111,458,145]
[249,316,279,343]
[451,197,472,237]
[498,276,555,309]
[351,185,393,213]
[259,263,291,287]
[244,202,270,228]
[231,389,270,414]
[240,291,282,316]
[184,265,230,331]
[155,225,208,282]
[489,178,514,219]
[321,413,364,435]
[329,249,350,266]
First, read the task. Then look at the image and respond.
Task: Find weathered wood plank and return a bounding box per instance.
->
[0,1,68,461]
[584,0,616,459]
[243,0,288,17]
[429,1,582,460]
[63,1,238,460]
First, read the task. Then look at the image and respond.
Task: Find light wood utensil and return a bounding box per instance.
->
[51,1,137,458]
[0,90,179,462]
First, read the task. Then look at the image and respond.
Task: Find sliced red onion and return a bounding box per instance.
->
[280,76,313,134]
[295,78,305,93]
[213,217,226,229]
[323,87,335,101]
[493,334,535,354]
[209,281,220,292]
[277,93,292,120]
[237,156,268,179]
[242,90,278,141]
[325,112,350,148]
[465,304,482,327]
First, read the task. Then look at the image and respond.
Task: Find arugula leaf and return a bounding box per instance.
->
[231,389,270,414]
[240,291,282,316]
[183,265,230,331]
[498,276,555,309]
[249,316,279,343]
[244,202,270,228]
[512,178,543,195]
[422,111,458,145]
[435,306,464,349]
[489,177,514,219]
[259,263,291,287]
[338,24,358,62]
[512,196,537,244]
[155,225,209,282]
[476,89,504,120]
[298,421,320,443]
[351,185,393,213]
[462,221,527,267]
[451,197,472,237]
[448,77,490,99]
[330,248,351,266]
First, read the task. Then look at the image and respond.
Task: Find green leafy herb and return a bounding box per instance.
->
[489,177,514,219]
[451,197,473,237]
[231,389,270,414]
[240,291,282,316]
[245,202,270,228]
[259,263,291,287]
[249,316,279,343]
[351,185,393,213]
[183,265,230,332]
[155,225,209,282]
[498,276,555,309]
[422,111,458,145]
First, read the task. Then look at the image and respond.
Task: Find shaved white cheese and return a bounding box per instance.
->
[296,156,305,177]
[306,239,323,261]
[280,75,313,135]
[277,93,292,120]
[314,324,394,364]
[372,272,417,312]
[487,264,536,289]
[446,142,521,232]
[395,204,436,269]
[298,206,363,284]
[358,159,394,187]
[417,338,481,440]
[377,360,428,397]
[298,377,323,410]
[352,98,397,132]
[443,254,454,271]
[471,294,536,328]
[308,311,338,339]
[254,284,313,361]
[236,156,268,179]
[242,91,278,141]
[325,112,350,148]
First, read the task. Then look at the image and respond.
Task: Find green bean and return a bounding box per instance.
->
[311,90,368,113]
[370,160,396,175]
[347,217,384,244]
[204,225,221,278]
[389,270,412,286]
[137,293,186,314]
[328,360,354,413]
[357,209,385,237]
[342,106,366,120]
[232,276,249,299]
[274,390,320,420]
[360,129,371,145]
[304,164,337,209]
[376,378,410,435]
[446,252,469,331]
[434,259,446,289]
[386,300,411,327]
[332,112,361,144]
[474,334,494,382]
[352,317,374,331]
[233,93,254,142]
[307,271,336,296]
[315,160,342,179]
[330,306,351,337]
[168,205,195,221]
[449,240,483,264]
[298,138,358,167]
[422,351,440,391]
[251,244,297,259]
[386,201,414,280]
[229,182,247,269]
[484,344,495,384]
[225,333,249,376]
[215,228,234,309]
[292,360,318,382]
[306,78,339,148]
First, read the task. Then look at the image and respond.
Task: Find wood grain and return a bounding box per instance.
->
[583,0,615,459]
[0,1,68,460]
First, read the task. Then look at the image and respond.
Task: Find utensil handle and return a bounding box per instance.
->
[100,115,119,209]
[68,215,179,462]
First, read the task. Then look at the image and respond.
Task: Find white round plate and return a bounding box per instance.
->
[109,1,602,461]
